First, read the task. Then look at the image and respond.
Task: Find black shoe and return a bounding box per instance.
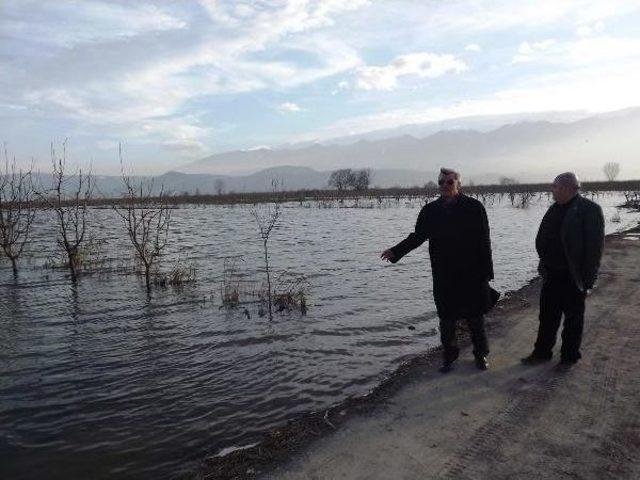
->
[520,353,552,366]
[556,358,578,371]
[439,355,459,373]
[474,356,489,370]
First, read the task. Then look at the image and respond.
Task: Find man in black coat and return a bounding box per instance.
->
[381,168,497,373]
[521,172,604,368]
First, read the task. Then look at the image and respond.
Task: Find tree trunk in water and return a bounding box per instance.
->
[145,263,151,291]
[264,239,272,320]
[11,257,18,276]
[68,253,78,283]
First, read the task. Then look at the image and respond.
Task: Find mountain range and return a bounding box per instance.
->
[177,107,640,184]
[30,108,640,196]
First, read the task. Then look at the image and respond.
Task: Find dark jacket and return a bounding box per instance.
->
[536,194,605,292]
[390,194,495,319]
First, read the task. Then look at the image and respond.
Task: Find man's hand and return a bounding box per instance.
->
[380,249,395,262]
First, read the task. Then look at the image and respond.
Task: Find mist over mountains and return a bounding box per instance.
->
[178,108,640,184]
[31,108,640,197]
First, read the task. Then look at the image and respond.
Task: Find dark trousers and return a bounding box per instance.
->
[534,273,586,362]
[439,316,489,362]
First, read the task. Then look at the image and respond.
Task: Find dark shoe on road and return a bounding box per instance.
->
[556,358,578,371]
[439,355,459,373]
[520,353,552,366]
[474,355,489,370]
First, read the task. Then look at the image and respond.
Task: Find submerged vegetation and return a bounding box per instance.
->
[152,259,197,288]
[43,236,108,272]
[220,255,309,317]
[271,271,309,315]
[622,191,640,211]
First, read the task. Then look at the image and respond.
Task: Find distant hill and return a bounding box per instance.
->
[178,107,640,183]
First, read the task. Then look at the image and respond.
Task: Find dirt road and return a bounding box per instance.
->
[262,231,640,480]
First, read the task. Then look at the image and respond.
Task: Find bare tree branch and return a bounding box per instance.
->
[250,179,283,320]
[114,144,171,291]
[603,162,620,181]
[35,139,93,282]
[0,144,37,275]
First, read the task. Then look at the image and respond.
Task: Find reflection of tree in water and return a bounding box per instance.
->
[0,278,28,354]
[69,283,80,323]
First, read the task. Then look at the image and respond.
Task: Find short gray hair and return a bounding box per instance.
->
[439,167,461,184]
[553,172,580,190]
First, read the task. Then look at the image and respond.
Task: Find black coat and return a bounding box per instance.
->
[390,194,495,319]
[536,194,605,291]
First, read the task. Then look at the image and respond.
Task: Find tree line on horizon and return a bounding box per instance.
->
[327,168,372,191]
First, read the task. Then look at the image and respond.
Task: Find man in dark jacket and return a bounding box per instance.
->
[521,172,605,368]
[381,168,497,373]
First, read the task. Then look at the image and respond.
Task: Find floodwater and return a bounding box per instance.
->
[1,193,637,479]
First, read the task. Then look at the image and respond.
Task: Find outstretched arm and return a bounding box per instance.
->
[381,206,431,263]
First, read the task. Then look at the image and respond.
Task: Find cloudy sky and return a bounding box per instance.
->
[2,0,640,174]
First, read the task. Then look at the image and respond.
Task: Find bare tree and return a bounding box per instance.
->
[499,176,519,185]
[0,146,37,275]
[41,140,93,282]
[353,168,371,191]
[251,179,282,320]
[328,168,372,191]
[214,178,226,195]
[603,162,620,181]
[328,169,354,191]
[114,146,171,291]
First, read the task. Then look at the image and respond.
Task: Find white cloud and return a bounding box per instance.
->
[197,0,371,34]
[465,43,482,52]
[277,102,303,113]
[2,2,186,48]
[3,0,370,155]
[512,39,556,63]
[512,36,640,66]
[427,0,639,33]
[331,80,351,95]
[566,36,640,65]
[233,4,256,19]
[292,63,640,142]
[575,20,605,37]
[355,52,467,90]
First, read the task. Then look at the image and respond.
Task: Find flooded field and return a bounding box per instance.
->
[1,193,638,480]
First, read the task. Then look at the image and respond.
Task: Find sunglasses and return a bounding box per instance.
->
[438,179,455,186]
